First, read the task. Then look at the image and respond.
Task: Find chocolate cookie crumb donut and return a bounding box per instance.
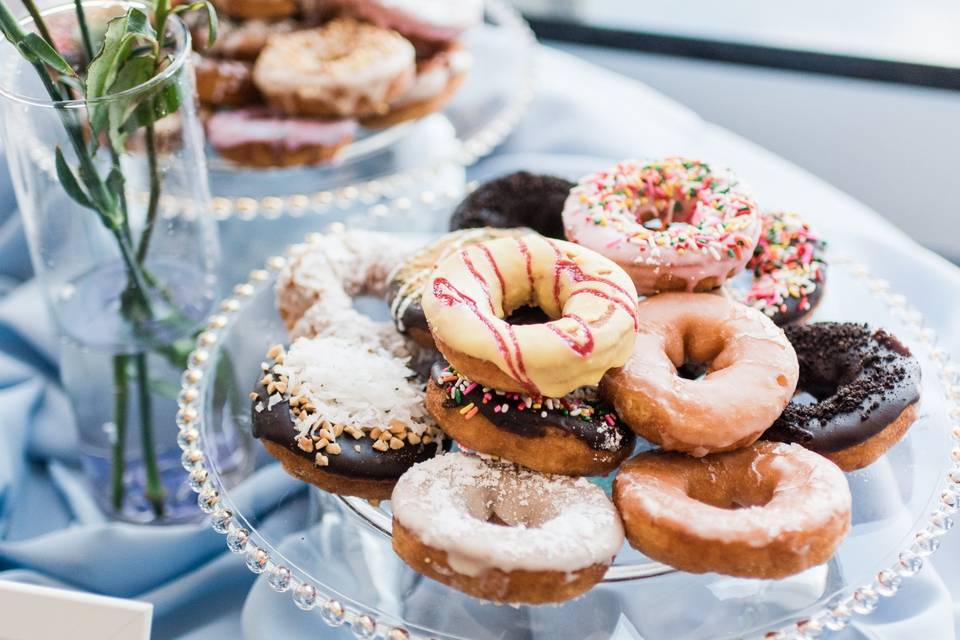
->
[763,322,921,471]
[449,172,574,240]
[387,228,529,348]
[251,340,444,499]
[426,362,635,476]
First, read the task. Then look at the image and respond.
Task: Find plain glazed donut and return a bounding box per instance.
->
[388,228,529,349]
[613,442,851,579]
[425,362,635,476]
[763,322,921,471]
[421,234,639,398]
[740,210,828,326]
[391,453,624,603]
[601,292,798,456]
[562,158,760,295]
[253,18,416,119]
[252,338,443,499]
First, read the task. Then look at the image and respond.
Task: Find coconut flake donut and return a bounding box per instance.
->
[613,442,851,579]
[421,234,639,398]
[739,210,828,326]
[206,107,357,168]
[253,18,416,119]
[391,453,624,603]
[601,292,798,456]
[338,0,483,43]
[252,338,443,499]
[563,158,761,295]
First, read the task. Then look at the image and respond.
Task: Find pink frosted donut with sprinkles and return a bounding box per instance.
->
[562,158,761,295]
[740,210,827,326]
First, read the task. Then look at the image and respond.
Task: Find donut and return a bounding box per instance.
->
[251,339,444,499]
[361,41,471,128]
[194,55,260,108]
[425,361,635,476]
[211,0,298,20]
[253,18,416,119]
[196,17,298,62]
[763,322,921,471]
[387,228,529,349]
[391,453,624,603]
[601,292,798,456]
[421,234,639,398]
[613,442,851,579]
[449,172,574,240]
[562,158,761,294]
[739,210,827,325]
[337,0,484,43]
[206,107,357,168]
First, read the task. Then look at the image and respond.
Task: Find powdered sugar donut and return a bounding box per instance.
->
[253,18,416,119]
[338,0,483,43]
[206,107,357,168]
[391,453,624,603]
[563,158,761,294]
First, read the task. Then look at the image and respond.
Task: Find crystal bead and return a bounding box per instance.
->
[823,602,851,631]
[268,565,291,592]
[250,269,269,282]
[293,583,317,610]
[176,428,199,449]
[226,526,248,553]
[176,407,198,428]
[197,488,219,511]
[196,330,218,347]
[188,468,209,492]
[940,490,959,514]
[930,512,954,535]
[181,368,203,385]
[851,587,879,614]
[180,449,203,471]
[351,614,377,639]
[897,550,923,576]
[245,546,268,574]
[321,599,346,627]
[874,570,902,597]
[177,387,199,407]
[913,530,940,555]
[386,628,410,640]
[949,467,960,486]
[210,508,233,533]
[794,618,822,639]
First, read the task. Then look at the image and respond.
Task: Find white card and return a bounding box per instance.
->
[0,580,152,640]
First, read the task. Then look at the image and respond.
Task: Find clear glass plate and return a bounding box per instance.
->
[177,239,960,640]
[205,0,536,219]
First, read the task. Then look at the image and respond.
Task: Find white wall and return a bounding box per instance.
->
[556,43,960,261]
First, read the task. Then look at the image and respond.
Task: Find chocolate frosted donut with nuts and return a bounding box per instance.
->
[449,171,574,240]
[251,339,444,499]
[426,362,635,476]
[763,322,921,471]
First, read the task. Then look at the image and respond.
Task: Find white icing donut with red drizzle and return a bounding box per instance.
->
[421,234,639,398]
[340,0,483,43]
[562,158,761,295]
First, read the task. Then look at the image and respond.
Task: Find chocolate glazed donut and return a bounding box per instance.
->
[763,322,921,471]
[449,172,574,240]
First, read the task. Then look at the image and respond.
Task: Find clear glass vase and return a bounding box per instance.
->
[0,2,248,523]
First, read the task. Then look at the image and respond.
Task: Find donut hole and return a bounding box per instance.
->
[684,474,777,511]
[505,305,551,326]
[676,362,708,381]
[352,294,391,321]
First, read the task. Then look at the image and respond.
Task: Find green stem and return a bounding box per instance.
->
[110,355,129,510]
[18,0,55,47]
[137,123,160,264]
[72,0,93,62]
[135,353,165,517]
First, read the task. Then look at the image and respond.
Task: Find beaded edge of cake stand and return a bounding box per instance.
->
[176,249,960,640]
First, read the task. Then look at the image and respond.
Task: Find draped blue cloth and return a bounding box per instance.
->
[1,47,958,639]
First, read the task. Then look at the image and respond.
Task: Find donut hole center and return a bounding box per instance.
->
[505,305,551,326]
[685,471,778,510]
[676,361,708,381]
[634,199,695,230]
[352,294,390,321]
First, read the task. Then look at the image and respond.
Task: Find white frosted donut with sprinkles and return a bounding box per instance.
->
[562,158,761,295]
[391,453,624,603]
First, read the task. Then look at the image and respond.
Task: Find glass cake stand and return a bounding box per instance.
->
[205,0,536,222]
[176,235,960,640]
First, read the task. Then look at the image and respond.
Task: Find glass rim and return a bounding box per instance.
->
[0,0,192,109]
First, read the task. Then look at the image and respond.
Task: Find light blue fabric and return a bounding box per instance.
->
[1,46,958,639]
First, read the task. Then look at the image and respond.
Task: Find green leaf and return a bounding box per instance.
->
[54,147,95,210]
[172,0,218,47]
[105,55,154,152]
[106,166,126,203]
[22,32,75,75]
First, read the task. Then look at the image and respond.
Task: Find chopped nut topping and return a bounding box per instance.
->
[296,436,314,453]
[315,453,329,467]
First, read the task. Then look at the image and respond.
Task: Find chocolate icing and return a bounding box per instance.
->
[763,322,921,453]
[251,387,441,481]
[449,171,573,240]
[431,361,634,452]
[773,269,827,325]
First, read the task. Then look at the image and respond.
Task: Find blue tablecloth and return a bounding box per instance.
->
[1,46,959,639]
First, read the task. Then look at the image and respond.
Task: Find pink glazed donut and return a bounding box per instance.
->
[338,0,484,43]
[562,158,761,295]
